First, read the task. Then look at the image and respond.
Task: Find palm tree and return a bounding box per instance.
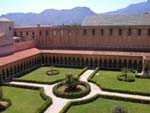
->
[65,73,78,91]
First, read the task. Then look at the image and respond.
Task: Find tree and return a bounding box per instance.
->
[122,68,129,79]
[65,73,78,91]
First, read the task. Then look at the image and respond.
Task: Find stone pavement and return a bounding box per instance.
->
[6,70,150,113]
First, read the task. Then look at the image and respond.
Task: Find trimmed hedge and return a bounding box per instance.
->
[87,67,99,81]
[135,74,150,79]
[59,94,99,113]
[0,98,12,112]
[3,84,52,113]
[35,88,52,113]
[60,94,150,113]
[117,75,135,82]
[46,69,60,76]
[77,67,88,77]
[53,81,91,99]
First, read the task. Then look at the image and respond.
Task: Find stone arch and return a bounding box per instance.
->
[90,59,93,68]
[99,59,103,68]
[77,57,80,66]
[6,68,9,78]
[14,65,17,74]
[2,70,5,80]
[133,60,138,70]
[85,58,89,67]
[118,59,122,69]
[113,59,117,69]
[138,60,142,72]
[94,59,98,67]
[103,59,108,69]
[123,59,127,68]
[108,59,113,69]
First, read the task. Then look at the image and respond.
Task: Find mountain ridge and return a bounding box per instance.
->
[0,7,96,26]
[1,0,150,26]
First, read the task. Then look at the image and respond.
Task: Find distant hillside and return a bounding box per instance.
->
[104,0,150,14]
[0,7,96,26]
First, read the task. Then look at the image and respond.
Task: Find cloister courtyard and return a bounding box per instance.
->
[1,66,150,113]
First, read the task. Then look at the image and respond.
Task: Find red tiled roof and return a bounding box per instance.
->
[0,48,40,66]
[1,48,150,66]
[41,49,150,57]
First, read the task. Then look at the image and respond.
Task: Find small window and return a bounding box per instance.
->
[83,29,87,35]
[148,29,150,36]
[45,30,48,36]
[119,29,122,36]
[32,31,35,36]
[39,31,42,36]
[20,32,22,36]
[92,29,95,36]
[101,29,104,36]
[9,26,11,31]
[109,29,113,36]
[26,32,28,36]
[138,29,141,36]
[128,29,131,36]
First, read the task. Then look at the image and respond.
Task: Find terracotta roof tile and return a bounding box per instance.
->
[1,48,150,66]
[0,48,40,66]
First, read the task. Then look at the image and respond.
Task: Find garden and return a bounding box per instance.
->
[89,69,150,95]
[65,95,150,113]
[13,66,87,84]
[1,86,51,113]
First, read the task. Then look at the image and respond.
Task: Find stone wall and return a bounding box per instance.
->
[14,25,150,51]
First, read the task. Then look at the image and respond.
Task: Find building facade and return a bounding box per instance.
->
[0,14,150,81]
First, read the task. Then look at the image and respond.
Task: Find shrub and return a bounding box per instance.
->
[117,74,135,82]
[111,105,128,113]
[117,68,135,82]
[53,81,91,99]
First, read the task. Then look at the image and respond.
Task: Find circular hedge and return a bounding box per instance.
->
[46,70,59,76]
[53,81,91,99]
[117,75,135,82]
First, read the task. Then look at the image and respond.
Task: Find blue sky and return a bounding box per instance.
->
[0,0,147,15]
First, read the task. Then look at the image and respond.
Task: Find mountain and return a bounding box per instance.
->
[104,0,150,14]
[0,7,96,26]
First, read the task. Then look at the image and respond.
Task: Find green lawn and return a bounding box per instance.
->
[92,70,150,94]
[2,86,45,113]
[67,97,150,113]
[14,67,84,83]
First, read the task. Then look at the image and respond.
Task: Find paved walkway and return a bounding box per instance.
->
[6,70,150,113]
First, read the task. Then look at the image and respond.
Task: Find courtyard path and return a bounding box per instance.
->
[5,69,150,113]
